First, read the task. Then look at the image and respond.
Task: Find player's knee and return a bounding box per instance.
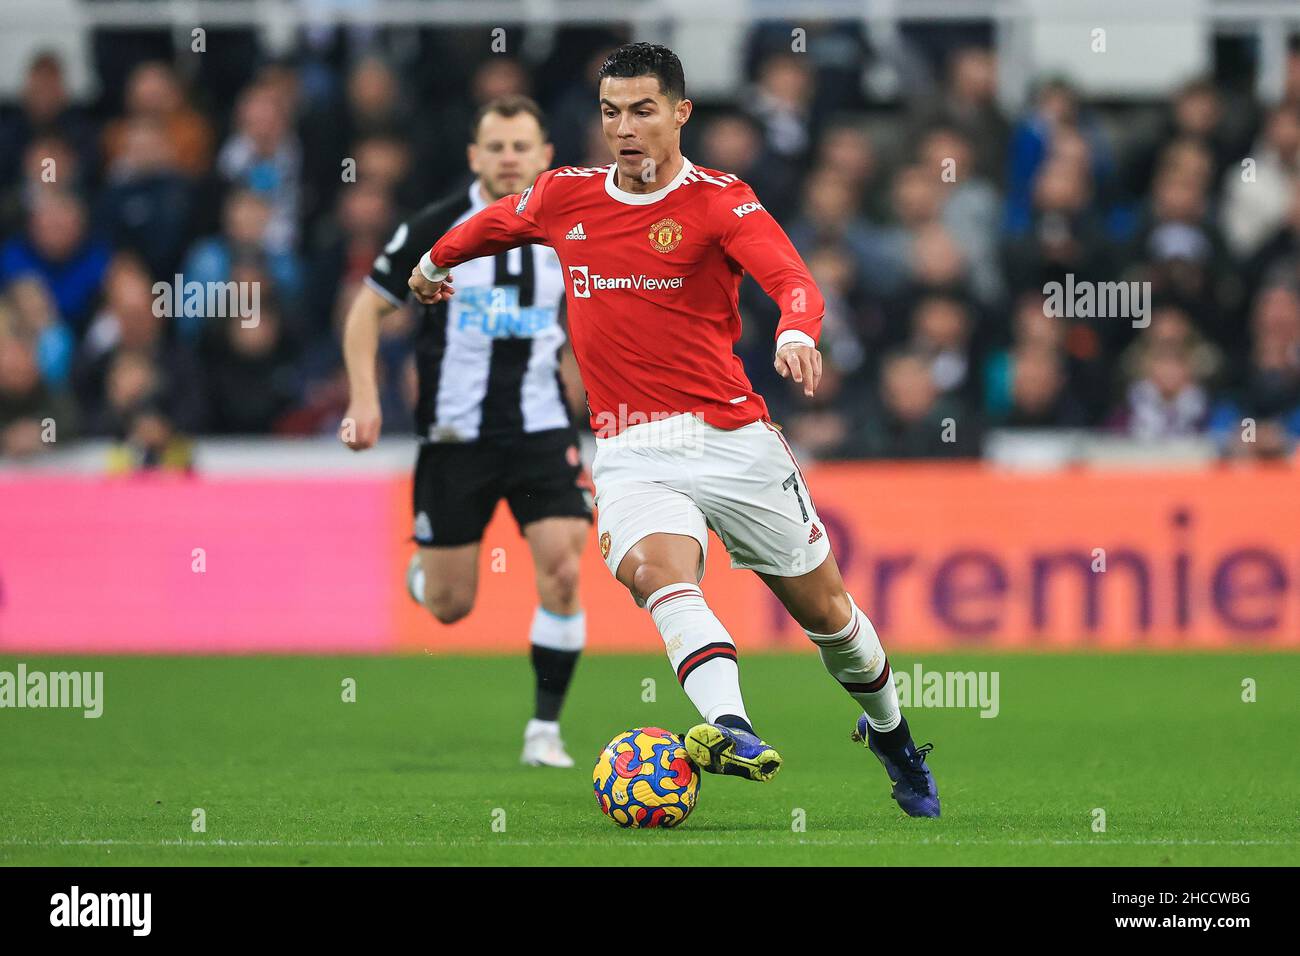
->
[425,590,474,625]
[797,591,853,636]
[542,557,581,606]
[630,562,685,606]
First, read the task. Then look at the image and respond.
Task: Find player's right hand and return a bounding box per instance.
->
[408,267,455,305]
[341,397,382,451]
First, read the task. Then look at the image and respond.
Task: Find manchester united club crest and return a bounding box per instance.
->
[648,217,683,253]
[599,531,612,559]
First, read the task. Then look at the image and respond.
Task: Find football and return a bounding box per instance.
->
[593,727,701,828]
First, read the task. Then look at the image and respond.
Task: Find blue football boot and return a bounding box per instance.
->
[852,714,940,817]
[684,722,783,782]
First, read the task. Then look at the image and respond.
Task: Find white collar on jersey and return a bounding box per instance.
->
[470,179,491,211]
[603,156,696,205]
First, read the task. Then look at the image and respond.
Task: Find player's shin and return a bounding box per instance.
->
[522,607,585,768]
[529,607,586,723]
[805,597,901,733]
[645,583,750,731]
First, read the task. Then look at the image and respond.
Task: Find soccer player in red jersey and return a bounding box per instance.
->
[409,43,939,816]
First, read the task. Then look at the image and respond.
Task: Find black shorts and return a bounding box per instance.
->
[412,428,593,547]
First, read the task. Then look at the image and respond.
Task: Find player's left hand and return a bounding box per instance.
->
[775,343,822,398]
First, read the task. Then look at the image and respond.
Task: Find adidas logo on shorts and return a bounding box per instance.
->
[808,523,823,544]
[565,222,587,240]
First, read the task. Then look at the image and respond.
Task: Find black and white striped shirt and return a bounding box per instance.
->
[366,180,571,443]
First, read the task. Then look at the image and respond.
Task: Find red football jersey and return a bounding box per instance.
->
[428,158,824,434]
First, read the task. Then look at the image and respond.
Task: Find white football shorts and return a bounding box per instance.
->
[591,413,832,604]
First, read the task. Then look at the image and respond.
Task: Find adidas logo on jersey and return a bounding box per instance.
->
[565,222,587,240]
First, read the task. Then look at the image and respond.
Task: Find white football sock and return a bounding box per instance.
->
[645,583,749,726]
[528,607,586,651]
[529,608,585,723]
[805,596,901,732]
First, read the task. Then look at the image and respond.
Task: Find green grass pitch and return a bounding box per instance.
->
[1,652,1297,866]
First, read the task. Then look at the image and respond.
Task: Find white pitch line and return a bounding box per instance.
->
[0,837,1296,849]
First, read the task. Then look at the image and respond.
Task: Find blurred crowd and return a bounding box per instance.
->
[3,21,1300,463]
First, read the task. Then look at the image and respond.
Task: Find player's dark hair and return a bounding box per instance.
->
[597,42,686,102]
[473,94,549,141]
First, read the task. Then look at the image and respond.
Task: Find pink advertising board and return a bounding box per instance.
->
[0,475,398,653]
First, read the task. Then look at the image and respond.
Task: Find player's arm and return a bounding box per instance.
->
[712,184,826,397]
[340,283,396,450]
[341,212,438,449]
[409,176,552,304]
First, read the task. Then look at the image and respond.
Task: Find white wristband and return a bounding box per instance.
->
[775,330,816,352]
[418,251,449,283]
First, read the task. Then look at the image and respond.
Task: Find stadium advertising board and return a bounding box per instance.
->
[2,466,1297,652]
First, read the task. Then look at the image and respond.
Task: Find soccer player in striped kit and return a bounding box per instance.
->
[341,96,592,769]
[408,46,939,816]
